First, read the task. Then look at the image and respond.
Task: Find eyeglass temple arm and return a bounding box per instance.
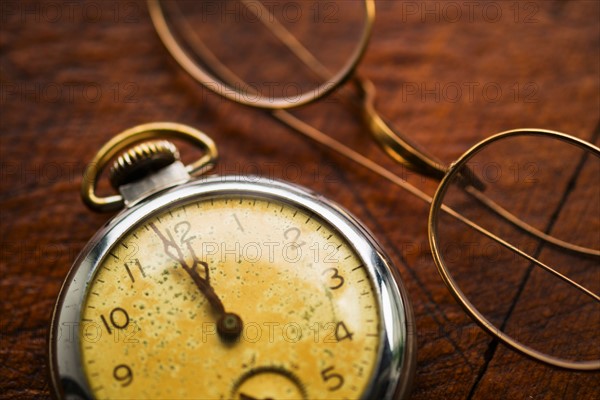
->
[438,202,600,303]
[463,183,600,258]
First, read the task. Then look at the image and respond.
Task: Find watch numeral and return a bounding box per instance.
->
[124,259,145,283]
[334,321,354,342]
[321,366,344,391]
[113,364,133,387]
[101,307,130,334]
[284,227,306,247]
[174,221,195,244]
[232,213,245,232]
[322,267,344,290]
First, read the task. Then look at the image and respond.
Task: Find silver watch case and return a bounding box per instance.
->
[49,175,416,399]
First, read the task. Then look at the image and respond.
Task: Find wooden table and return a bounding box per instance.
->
[1,1,598,398]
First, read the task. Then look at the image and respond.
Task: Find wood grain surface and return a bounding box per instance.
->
[1,0,599,399]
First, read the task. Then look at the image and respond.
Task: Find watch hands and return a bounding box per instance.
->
[149,222,243,340]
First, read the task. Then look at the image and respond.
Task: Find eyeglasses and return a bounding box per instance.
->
[147,0,599,370]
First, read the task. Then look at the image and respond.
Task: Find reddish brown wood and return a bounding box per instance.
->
[1,1,598,399]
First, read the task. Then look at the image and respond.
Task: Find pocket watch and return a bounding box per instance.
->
[49,122,416,400]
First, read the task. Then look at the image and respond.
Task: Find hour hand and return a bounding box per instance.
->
[149,222,242,340]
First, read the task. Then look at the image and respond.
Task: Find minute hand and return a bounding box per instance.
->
[149,222,225,314]
[149,222,242,339]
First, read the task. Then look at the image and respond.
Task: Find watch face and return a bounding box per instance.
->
[79,192,382,399]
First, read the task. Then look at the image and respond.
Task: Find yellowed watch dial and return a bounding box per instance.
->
[80,195,380,399]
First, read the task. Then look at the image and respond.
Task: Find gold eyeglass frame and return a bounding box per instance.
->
[146,0,600,370]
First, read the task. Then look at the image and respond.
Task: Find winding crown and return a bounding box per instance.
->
[109,140,180,189]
